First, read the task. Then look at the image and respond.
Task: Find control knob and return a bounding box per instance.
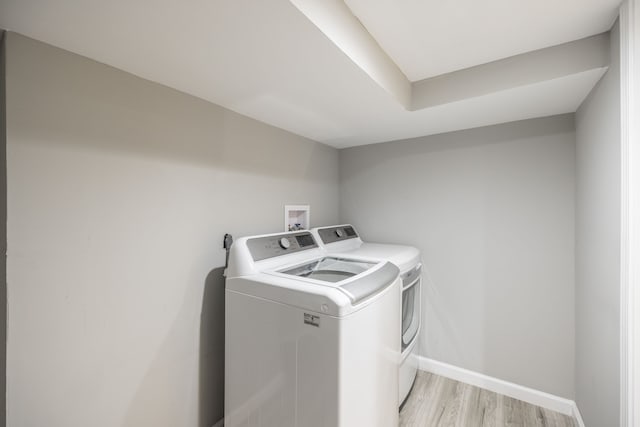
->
[335,229,344,238]
[279,237,291,249]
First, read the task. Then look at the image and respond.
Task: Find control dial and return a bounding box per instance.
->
[279,237,291,249]
[335,229,344,238]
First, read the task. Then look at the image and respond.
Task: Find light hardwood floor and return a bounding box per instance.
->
[400,372,577,427]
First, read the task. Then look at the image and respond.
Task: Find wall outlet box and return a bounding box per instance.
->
[285,205,310,231]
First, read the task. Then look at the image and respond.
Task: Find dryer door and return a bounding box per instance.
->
[401,276,420,351]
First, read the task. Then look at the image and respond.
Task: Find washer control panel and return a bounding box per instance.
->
[247,231,318,261]
[317,225,358,244]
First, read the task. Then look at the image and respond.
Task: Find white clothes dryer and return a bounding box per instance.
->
[225,230,401,427]
[310,225,421,406]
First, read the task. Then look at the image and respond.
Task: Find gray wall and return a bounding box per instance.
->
[4,33,339,427]
[574,20,621,427]
[0,29,6,427]
[340,115,576,398]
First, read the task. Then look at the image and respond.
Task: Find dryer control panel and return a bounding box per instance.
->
[317,225,358,244]
[247,231,318,261]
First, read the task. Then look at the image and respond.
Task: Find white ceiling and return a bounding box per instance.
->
[0,0,621,148]
[345,0,621,82]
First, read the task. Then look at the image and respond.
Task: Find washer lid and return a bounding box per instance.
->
[279,257,375,283]
[276,257,399,304]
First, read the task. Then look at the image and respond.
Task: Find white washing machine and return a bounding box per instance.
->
[310,224,421,406]
[225,230,401,427]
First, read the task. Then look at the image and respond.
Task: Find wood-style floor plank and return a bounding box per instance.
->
[399,372,576,427]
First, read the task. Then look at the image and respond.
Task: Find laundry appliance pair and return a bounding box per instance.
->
[224,225,421,427]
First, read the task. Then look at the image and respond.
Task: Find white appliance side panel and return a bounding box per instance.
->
[296,319,340,426]
[225,289,340,427]
[338,278,401,427]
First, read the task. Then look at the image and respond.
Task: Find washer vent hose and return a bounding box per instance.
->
[223,233,234,273]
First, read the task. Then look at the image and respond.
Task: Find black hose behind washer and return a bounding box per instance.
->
[223,233,233,271]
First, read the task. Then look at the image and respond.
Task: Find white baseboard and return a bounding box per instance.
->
[418,356,578,417]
